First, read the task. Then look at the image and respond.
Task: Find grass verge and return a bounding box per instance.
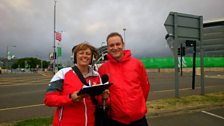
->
[1,91,223,126]
[147,91,224,118]
[0,117,52,126]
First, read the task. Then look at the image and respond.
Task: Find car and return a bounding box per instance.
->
[21,68,25,72]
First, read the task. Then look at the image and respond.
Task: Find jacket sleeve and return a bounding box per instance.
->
[44,70,73,107]
[44,91,73,107]
[139,62,150,101]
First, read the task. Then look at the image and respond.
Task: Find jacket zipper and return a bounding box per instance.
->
[83,98,88,126]
[58,106,63,126]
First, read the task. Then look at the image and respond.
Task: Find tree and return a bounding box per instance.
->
[11,57,50,69]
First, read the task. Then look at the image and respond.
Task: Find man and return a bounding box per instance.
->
[98,32,150,126]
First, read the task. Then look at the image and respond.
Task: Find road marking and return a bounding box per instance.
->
[205,74,224,79]
[201,110,224,120]
[0,90,45,97]
[153,85,219,93]
[0,104,44,111]
[0,83,47,87]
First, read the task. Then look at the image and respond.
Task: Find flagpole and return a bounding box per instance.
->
[53,0,56,74]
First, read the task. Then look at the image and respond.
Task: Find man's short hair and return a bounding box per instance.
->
[106,32,124,44]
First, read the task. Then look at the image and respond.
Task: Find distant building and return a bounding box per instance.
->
[96,46,108,63]
[203,19,224,57]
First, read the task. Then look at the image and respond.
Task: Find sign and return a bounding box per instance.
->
[164,12,204,97]
[57,47,62,57]
[55,32,62,41]
[164,12,202,40]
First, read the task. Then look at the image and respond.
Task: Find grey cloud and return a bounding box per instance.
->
[0,0,223,62]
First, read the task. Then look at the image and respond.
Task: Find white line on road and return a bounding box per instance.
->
[153,85,220,93]
[0,104,44,111]
[0,83,47,87]
[201,110,224,120]
[0,90,45,97]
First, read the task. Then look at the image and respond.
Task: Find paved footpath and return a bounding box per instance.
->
[148,107,224,126]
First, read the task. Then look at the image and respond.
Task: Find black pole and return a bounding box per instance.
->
[180,44,183,76]
[192,42,196,89]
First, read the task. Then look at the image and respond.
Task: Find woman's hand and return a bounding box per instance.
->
[102,89,110,100]
[70,91,88,102]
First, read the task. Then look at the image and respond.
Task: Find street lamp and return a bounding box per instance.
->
[6,45,16,71]
[53,0,57,74]
[36,55,43,71]
[123,28,126,42]
[6,45,16,60]
[101,42,105,47]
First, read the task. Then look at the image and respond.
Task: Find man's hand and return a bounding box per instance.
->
[102,89,110,100]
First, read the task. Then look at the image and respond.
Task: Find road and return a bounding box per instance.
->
[149,108,224,126]
[0,71,223,123]
[148,71,224,100]
[0,73,55,123]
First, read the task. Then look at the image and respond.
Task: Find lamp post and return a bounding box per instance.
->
[53,0,57,74]
[6,45,16,71]
[36,55,43,71]
[123,28,126,42]
[101,42,105,47]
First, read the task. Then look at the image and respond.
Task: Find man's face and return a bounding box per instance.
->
[107,36,124,61]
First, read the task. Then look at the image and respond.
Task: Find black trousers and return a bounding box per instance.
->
[110,116,148,126]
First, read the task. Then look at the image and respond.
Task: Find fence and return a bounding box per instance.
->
[139,57,224,68]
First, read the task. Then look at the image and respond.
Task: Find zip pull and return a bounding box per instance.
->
[88,79,92,86]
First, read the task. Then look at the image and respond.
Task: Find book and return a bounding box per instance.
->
[77,83,112,96]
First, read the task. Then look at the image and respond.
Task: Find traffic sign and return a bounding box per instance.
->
[164,12,204,97]
[164,12,202,40]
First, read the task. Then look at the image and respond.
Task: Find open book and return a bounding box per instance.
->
[77,83,112,96]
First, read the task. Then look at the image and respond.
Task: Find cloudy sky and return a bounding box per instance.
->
[0,0,223,62]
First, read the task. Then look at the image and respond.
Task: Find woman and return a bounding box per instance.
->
[44,42,109,126]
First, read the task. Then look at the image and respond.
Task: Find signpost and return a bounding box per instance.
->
[164,12,204,97]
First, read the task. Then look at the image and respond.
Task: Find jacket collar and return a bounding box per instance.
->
[84,67,99,78]
[74,64,99,78]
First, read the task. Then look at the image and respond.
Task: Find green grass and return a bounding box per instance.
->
[14,117,52,126]
[1,92,224,126]
[0,117,52,126]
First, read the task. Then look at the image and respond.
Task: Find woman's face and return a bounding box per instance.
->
[76,48,92,66]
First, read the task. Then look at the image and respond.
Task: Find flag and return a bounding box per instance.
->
[55,32,62,41]
[57,47,62,57]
